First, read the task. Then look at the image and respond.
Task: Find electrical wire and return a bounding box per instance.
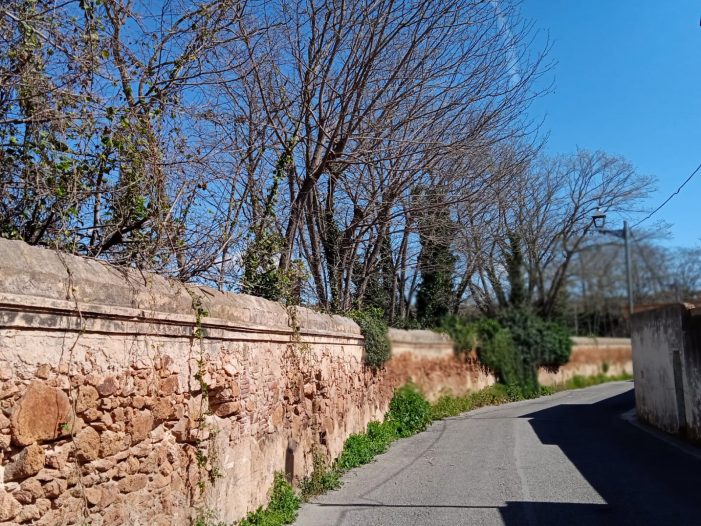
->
[633,161,701,228]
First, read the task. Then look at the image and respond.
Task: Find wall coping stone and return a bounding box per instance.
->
[0,238,361,342]
[0,239,634,351]
[571,336,632,347]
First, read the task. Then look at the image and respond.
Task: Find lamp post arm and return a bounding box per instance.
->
[597,228,625,239]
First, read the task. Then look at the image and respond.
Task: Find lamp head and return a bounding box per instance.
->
[592,209,606,229]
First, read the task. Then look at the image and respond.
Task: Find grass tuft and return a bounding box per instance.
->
[299,451,342,500]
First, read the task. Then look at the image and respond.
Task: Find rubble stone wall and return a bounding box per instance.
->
[0,240,633,525]
[0,240,493,525]
[385,328,496,400]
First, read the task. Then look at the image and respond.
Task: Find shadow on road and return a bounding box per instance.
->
[302,386,701,526]
[499,386,701,526]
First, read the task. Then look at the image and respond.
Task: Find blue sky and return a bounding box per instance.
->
[521,1,701,248]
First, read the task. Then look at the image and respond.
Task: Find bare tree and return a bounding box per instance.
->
[460,148,655,319]
[2,0,555,315]
[232,0,547,308]
[0,0,259,280]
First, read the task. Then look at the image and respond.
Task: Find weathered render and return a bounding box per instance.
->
[385,328,496,400]
[632,303,701,441]
[538,337,633,386]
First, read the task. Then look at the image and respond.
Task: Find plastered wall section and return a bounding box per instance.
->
[681,308,701,440]
[631,303,701,439]
[386,328,496,400]
[0,239,493,525]
[538,337,633,386]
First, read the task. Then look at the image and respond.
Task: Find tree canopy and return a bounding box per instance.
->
[1,1,672,327]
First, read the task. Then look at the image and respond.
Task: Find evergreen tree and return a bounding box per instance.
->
[415,192,457,327]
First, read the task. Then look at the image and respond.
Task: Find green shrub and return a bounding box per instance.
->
[539,385,555,396]
[497,308,572,396]
[430,393,474,419]
[349,308,391,368]
[239,473,299,526]
[337,385,431,469]
[498,309,572,369]
[387,384,432,438]
[440,315,477,353]
[497,308,542,394]
[471,317,502,340]
[439,310,574,397]
[467,318,523,392]
[540,320,572,369]
[335,386,431,472]
[336,433,376,470]
[366,420,398,451]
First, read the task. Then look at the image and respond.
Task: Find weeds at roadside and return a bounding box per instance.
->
[388,384,432,437]
[552,372,632,392]
[429,383,552,420]
[193,509,228,526]
[229,374,632,526]
[336,420,397,470]
[238,473,300,526]
[299,450,342,500]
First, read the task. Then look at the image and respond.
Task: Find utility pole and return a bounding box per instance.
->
[592,212,635,320]
[623,221,634,318]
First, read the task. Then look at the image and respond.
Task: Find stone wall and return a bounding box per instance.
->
[538,337,633,386]
[0,240,494,525]
[632,303,701,441]
[386,329,495,401]
[0,239,635,525]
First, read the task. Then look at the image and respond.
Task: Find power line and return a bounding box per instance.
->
[633,161,701,228]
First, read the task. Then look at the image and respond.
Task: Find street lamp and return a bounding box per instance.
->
[592,211,606,230]
[591,210,634,318]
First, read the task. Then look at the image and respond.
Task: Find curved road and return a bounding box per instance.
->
[294,381,701,526]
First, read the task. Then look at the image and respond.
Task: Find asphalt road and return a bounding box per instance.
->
[294,381,701,526]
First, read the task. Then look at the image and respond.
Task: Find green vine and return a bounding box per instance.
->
[284,260,311,355]
[348,308,391,368]
[187,290,222,522]
[54,249,91,524]
[240,138,300,303]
